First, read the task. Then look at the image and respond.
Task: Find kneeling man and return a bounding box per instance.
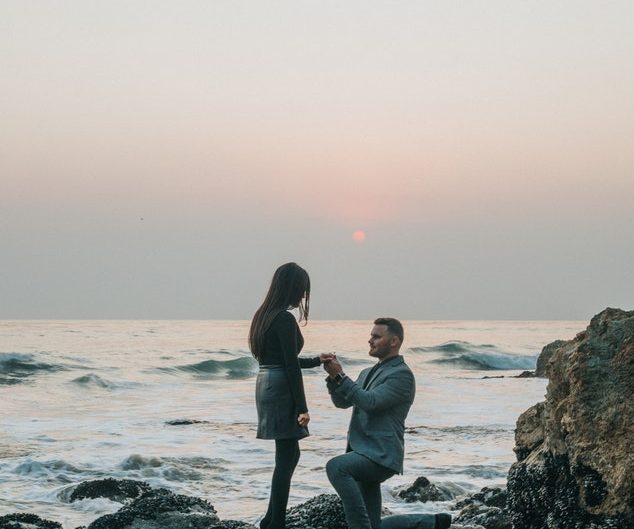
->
[324,318,415,529]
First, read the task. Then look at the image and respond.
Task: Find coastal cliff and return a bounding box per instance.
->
[507,308,634,529]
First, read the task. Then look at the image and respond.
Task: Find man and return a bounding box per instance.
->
[324,318,451,529]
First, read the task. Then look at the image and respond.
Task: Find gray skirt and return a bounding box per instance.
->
[255,365,309,440]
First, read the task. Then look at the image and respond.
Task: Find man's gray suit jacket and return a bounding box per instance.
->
[327,355,416,474]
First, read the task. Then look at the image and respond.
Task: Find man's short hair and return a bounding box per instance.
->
[374,317,404,343]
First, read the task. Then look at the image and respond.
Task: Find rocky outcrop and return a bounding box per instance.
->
[509,339,571,379]
[507,308,634,529]
[284,494,348,529]
[165,419,210,426]
[453,487,511,529]
[0,513,63,529]
[209,523,256,529]
[535,339,569,377]
[455,487,508,511]
[455,505,509,529]
[285,493,458,529]
[69,478,151,503]
[396,476,456,502]
[84,487,219,529]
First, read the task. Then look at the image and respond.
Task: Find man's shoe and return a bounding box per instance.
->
[435,513,452,529]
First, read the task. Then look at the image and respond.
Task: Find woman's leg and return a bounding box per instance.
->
[261,438,300,529]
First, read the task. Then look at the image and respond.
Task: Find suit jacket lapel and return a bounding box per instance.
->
[364,355,404,389]
[364,368,381,389]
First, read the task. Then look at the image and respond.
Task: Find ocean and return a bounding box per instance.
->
[0,319,584,528]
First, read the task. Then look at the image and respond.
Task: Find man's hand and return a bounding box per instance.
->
[323,357,343,377]
[319,353,335,364]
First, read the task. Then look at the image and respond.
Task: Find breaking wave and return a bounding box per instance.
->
[158,356,257,379]
[409,341,536,370]
[120,454,229,482]
[0,352,66,384]
[70,373,117,389]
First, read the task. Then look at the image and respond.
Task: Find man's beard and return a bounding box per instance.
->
[369,345,390,359]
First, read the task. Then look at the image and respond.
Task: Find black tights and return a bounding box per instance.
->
[260,438,300,529]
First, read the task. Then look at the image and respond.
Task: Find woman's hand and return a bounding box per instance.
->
[319,353,336,364]
[298,412,310,427]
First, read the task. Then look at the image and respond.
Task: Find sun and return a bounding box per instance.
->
[352,230,366,242]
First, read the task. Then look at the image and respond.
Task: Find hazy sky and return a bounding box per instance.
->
[2,1,633,320]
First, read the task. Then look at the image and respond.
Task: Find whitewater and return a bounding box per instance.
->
[0,319,584,528]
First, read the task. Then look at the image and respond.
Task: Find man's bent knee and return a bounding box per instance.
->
[325,457,337,482]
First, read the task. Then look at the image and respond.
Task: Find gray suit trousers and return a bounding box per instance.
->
[326,451,395,529]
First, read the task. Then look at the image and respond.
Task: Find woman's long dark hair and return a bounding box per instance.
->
[249,262,310,360]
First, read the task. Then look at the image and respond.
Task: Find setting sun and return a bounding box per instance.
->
[352,230,366,242]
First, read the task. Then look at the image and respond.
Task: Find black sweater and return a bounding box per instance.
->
[259,311,320,413]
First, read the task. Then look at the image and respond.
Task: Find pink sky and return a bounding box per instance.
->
[2,1,633,318]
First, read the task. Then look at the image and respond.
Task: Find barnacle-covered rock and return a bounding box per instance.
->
[453,487,510,529]
[507,308,634,529]
[396,476,455,502]
[285,494,348,529]
[0,513,63,529]
[209,522,257,529]
[86,487,219,529]
[69,478,151,503]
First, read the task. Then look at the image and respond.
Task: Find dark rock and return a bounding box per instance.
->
[454,487,507,510]
[454,504,510,529]
[0,513,63,529]
[165,419,210,426]
[507,308,634,529]
[452,487,510,529]
[535,339,568,377]
[507,452,629,529]
[285,494,347,529]
[396,476,455,502]
[209,522,257,529]
[512,402,546,462]
[69,478,151,503]
[86,487,219,529]
[515,370,535,378]
[382,513,453,529]
[573,462,608,508]
[480,488,507,509]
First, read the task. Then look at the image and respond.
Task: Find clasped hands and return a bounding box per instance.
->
[321,352,343,377]
[297,353,342,428]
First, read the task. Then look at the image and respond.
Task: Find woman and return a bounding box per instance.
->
[249,262,331,529]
